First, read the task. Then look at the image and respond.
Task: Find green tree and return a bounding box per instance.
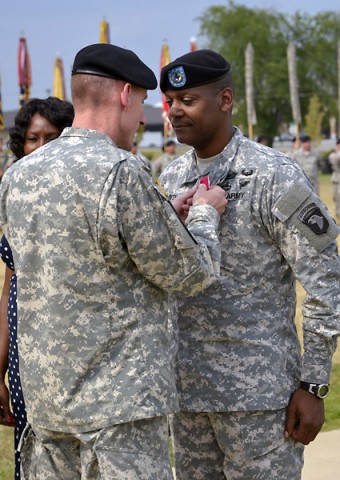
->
[304,95,324,141]
[287,12,340,135]
[196,1,340,139]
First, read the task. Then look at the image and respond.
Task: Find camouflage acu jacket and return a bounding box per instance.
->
[160,127,340,412]
[0,127,221,432]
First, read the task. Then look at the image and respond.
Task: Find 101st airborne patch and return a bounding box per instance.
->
[297,203,329,235]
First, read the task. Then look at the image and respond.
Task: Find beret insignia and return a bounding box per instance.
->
[168,66,187,88]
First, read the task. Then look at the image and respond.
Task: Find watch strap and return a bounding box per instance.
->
[300,381,329,399]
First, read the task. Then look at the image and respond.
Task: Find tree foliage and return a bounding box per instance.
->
[197,1,340,140]
[305,95,324,141]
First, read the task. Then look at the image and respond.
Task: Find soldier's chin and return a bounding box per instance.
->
[173,129,191,146]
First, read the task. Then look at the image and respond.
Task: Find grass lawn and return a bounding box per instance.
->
[0,174,339,478]
[0,426,14,479]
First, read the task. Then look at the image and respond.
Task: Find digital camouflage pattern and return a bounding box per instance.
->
[169,409,304,480]
[0,127,221,433]
[160,127,340,412]
[20,417,173,480]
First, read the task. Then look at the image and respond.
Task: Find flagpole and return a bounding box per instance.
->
[245,43,257,140]
[287,42,301,141]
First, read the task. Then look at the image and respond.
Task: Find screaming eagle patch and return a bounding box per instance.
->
[297,203,329,234]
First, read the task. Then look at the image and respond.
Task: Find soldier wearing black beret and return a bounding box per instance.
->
[69,43,158,152]
[0,43,228,480]
[160,49,231,92]
[159,49,340,480]
[72,43,157,90]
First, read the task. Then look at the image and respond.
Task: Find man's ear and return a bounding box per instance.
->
[221,87,233,112]
[120,83,132,109]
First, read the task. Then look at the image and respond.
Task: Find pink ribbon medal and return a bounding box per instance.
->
[199,176,211,189]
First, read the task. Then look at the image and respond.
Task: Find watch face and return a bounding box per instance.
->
[318,385,329,398]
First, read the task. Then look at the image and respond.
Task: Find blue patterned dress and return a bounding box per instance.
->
[0,235,27,479]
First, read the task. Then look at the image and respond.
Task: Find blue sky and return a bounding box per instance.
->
[1,0,340,111]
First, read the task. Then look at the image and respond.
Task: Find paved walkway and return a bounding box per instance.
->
[302,429,340,479]
[172,429,340,479]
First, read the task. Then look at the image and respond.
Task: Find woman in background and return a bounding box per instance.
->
[0,97,74,479]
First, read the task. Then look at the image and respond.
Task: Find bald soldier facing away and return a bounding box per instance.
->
[0,44,226,480]
[159,49,340,480]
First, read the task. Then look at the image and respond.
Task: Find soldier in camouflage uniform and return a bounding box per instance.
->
[328,138,340,218]
[159,50,340,480]
[0,44,227,480]
[291,135,322,195]
[152,139,177,179]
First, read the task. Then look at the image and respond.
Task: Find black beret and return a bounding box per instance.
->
[300,135,311,143]
[160,49,231,93]
[72,43,157,90]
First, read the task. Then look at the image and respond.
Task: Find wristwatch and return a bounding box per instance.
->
[300,381,329,399]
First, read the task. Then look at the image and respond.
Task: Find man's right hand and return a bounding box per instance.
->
[192,184,227,216]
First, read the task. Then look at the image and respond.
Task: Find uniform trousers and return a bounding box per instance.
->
[169,409,304,480]
[19,416,173,480]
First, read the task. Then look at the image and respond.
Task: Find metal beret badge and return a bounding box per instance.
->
[168,66,186,88]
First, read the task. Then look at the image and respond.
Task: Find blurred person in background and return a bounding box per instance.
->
[328,138,340,219]
[152,138,178,178]
[291,135,322,194]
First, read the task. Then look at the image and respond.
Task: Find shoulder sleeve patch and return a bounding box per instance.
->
[273,182,340,252]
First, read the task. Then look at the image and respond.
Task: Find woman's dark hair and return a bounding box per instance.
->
[8,96,74,160]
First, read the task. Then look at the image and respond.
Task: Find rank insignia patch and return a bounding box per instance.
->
[297,203,329,234]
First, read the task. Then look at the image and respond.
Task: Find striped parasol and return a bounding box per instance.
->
[18,36,32,107]
[160,41,173,141]
[53,56,66,100]
[100,18,110,43]
[190,37,198,51]
[338,40,340,137]
[0,73,4,130]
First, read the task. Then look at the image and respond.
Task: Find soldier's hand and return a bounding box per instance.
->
[284,388,324,445]
[192,184,227,216]
[172,186,198,222]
